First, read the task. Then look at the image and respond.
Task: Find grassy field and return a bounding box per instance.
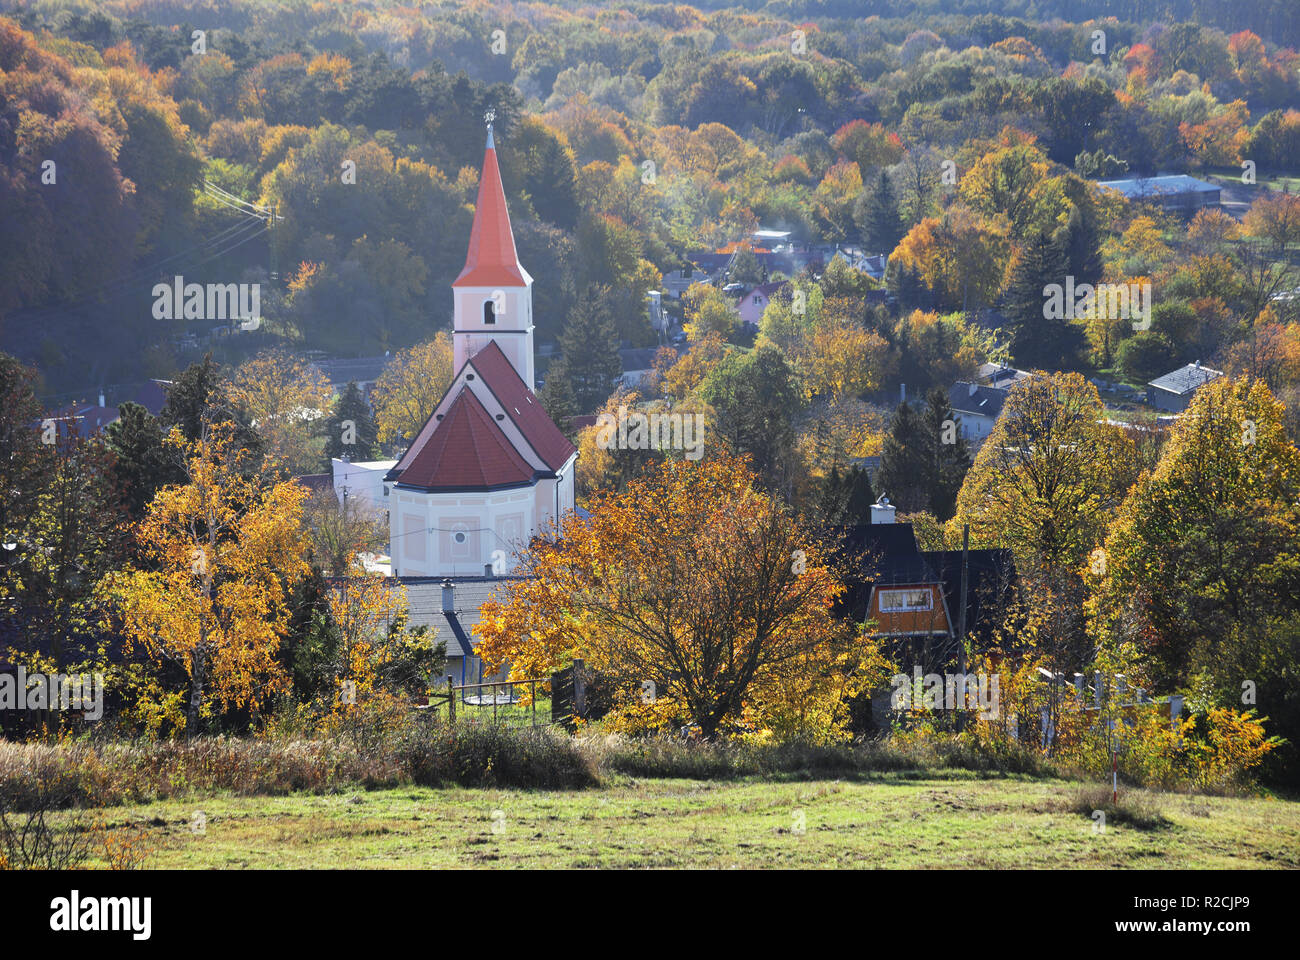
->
[78,773,1300,869]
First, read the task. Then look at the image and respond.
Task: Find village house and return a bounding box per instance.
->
[946,363,1033,444]
[839,496,1016,672]
[735,280,789,328]
[1146,361,1224,413]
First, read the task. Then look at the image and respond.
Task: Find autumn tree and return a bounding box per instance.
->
[303,489,387,579]
[106,423,310,735]
[658,333,730,402]
[371,333,455,444]
[574,387,663,497]
[1090,377,1300,774]
[797,307,895,404]
[319,574,443,718]
[682,281,739,342]
[227,349,334,474]
[475,457,881,739]
[887,207,1010,313]
[1242,191,1300,255]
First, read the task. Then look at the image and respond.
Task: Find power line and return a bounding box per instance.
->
[12,215,268,322]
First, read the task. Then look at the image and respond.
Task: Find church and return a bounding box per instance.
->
[384,119,577,579]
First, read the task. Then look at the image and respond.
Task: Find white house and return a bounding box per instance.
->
[330,458,396,512]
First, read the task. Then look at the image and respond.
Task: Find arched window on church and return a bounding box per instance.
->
[483,300,496,324]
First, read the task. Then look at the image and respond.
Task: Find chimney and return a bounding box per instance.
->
[98,391,106,408]
[968,382,978,397]
[900,383,906,405]
[441,579,455,613]
[870,494,896,525]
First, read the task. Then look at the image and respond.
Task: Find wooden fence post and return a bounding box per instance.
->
[574,658,586,719]
[447,675,455,723]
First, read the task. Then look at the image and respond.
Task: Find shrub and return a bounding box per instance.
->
[1053,706,1280,792]
[1063,783,1171,831]
[400,721,598,789]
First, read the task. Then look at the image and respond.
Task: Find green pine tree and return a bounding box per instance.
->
[538,359,578,436]
[323,381,379,466]
[558,284,623,414]
[876,387,971,520]
[105,401,184,519]
[1005,230,1070,368]
[855,171,903,255]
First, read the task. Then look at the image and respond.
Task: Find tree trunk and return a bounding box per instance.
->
[186,651,207,738]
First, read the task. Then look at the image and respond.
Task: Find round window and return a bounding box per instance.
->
[453,531,467,544]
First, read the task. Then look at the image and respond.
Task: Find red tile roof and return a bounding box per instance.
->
[453,133,529,288]
[392,387,535,491]
[469,341,576,471]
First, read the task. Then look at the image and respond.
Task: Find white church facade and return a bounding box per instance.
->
[383,121,576,578]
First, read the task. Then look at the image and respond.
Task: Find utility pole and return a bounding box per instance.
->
[956,523,970,731]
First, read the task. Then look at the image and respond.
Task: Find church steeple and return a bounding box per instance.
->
[454,113,531,289]
[450,111,536,389]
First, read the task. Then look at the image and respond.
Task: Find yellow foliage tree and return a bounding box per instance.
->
[227,349,333,474]
[372,332,455,443]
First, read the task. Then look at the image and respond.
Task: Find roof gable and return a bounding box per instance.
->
[469,341,576,471]
[391,387,534,491]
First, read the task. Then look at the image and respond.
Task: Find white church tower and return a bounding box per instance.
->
[451,120,537,389]
[384,114,577,578]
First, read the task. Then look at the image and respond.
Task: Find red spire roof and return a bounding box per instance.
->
[391,388,534,491]
[453,127,530,288]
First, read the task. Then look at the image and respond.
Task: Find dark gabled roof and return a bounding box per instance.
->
[744,281,788,300]
[1148,362,1224,395]
[470,341,576,471]
[398,576,524,658]
[293,473,333,492]
[392,387,535,491]
[921,548,1017,639]
[133,379,170,415]
[834,523,937,621]
[949,382,1008,419]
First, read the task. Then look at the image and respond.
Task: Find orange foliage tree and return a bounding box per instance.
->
[474,457,883,738]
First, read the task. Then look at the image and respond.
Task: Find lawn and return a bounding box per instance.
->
[78,773,1300,869]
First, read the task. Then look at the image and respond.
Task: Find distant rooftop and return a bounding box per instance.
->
[1148,362,1224,396]
[310,356,392,386]
[1097,175,1219,199]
